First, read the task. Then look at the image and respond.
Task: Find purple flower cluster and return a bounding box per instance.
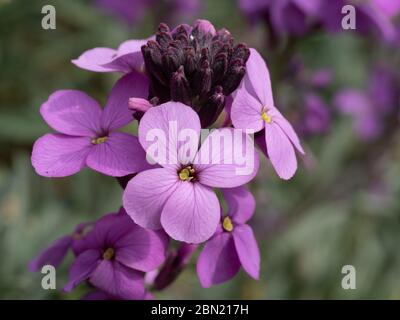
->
[30,20,304,299]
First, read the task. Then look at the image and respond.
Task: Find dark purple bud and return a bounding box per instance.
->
[170,66,192,105]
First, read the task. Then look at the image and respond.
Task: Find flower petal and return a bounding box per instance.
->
[222,186,256,224]
[244,48,274,107]
[89,260,145,300]
[138,101,201,168]
[123,168,179,230]
[63,249,100,292]
[161,182,220,244]
[270,108,305,154]
[28,236,72,272]
[233,224,260,280]
[194,128,259,188]
[196,233,241,288]
[31,134,92,178]
[265,123,297,180]
[101,39,148,73]
[230,85,264,132]
[101,72,149,131]
[86,132,151,177]
[116,226,168,272]
[40,90,102,136]
[71,47,119,72]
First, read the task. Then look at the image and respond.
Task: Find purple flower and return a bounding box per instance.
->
[28,222,92,272]
[197,186,260,287]
[299,93,331,136]
[231,48,304,180]
[32,72,151,177]
[123,102,259,244]
[72,38,150,73]
[64,210,168,299]
[334,66,399,141]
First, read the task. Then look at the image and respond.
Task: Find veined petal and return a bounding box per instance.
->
[138,102,201,168]
[89,260,145,300]
[233,224,260,280]
[123,168,179,230]
[63,249,100,292]
[244,48,274,108]
[101,72,149,131]
[161,182,220,244]
[194,128,259,188]
[71,47,119,72]
[196,233,241,288]
[32,134,92,178]
[86,132,151,177]
[40,90,102,136]
[231,85,264,132]
[265,123,297,180]
[221,186,256,224]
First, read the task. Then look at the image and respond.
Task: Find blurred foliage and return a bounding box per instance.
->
[0,0,400,299]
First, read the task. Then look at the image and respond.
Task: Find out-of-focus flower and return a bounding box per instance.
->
[334,66,399,141]
[123,102,259,244]
[231,48,304,180]
[32,72,151,177]
[72,39,149,73]
[64,211,168,299]
[197,186,260,287]
[298,93,331,136]
[141,19,250,127]
[94,0,201,26]
[28,222,92,272]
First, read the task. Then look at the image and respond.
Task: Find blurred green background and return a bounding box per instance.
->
[1,0,400,299]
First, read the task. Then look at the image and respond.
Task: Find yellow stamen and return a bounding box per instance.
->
[178,166,195,181]
[102,248,115,260]
[91,136,108,145]
[222,216,234,232]
[261,112,272,123]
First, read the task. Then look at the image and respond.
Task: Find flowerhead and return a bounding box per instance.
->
[64,210,168,299]
[231,48,304,180]
[197,186,260,287]
[32,72,151,177]
[123,101,259,243]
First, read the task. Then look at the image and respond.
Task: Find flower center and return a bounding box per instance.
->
[91,136,108,145]
[102,247,115,260]
[261,111,272,123]
[178,165,195,182]
[222,216,234,232]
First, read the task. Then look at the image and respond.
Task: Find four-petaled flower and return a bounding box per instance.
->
[231,48,305,180]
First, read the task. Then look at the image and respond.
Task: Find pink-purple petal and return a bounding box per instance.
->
[196,233,241,288]
[28,236,72,272]
[71,47,119,72]
[123,168,179,230]
[89,260,145,300]
[265,123,297,180]
[40,90,102,136]
[86,132,151,177]
[161,182,220,244]
[101,72,149,131]
[195,128,260,188]
[116,226,168,272]
[31,133,92,178]
[222,186,256,224]
[138,102,201,168]
[231,86,264,132]
[244,48,275,107]
[64,249,100,292]
[233,224,260,280]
